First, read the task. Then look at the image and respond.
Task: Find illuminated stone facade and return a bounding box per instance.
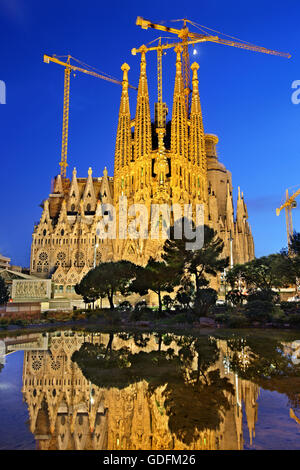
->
[30,48,254,295]
[21,331,259,450]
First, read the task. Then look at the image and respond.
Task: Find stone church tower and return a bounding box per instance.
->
[30,46,254,297]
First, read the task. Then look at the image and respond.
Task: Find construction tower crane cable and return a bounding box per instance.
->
[132,35,218,129]
[44,54,138,179]
[135,16,291,116]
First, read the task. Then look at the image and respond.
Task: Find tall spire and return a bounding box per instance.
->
[82,167,96,211]
[53,174,64,194]
[171,45,188,158]
[226,181,234,231]
[236,186,246,232]
[133,46,152,159]
[114,63,132,173]
[190,62,206,167]
[68,167,80,212]
[190,62,207,203]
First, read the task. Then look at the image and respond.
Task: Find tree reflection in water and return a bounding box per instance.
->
[72,333,237,445]
[18,328,300,450]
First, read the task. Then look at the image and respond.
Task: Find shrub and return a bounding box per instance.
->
[116,301,132,312]
[214,313,227,324]
[280,301,300,315]
[72,310,87,321]
[0,318,9,328]
[288,314,300,326]
[14,319,25,327]
[129,301,152,321]
[247,289,279,303]
[91,308,106,317]
[244,300,275,322]
[134,301,148,312]
[103,310,121,325]
[225,314,249,328]
[173,312,193,324]
[194,288,218,317]
[269,307,287,324]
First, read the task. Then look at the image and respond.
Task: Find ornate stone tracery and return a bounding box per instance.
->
[30,51,254,293]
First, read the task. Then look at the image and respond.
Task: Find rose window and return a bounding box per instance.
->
[32,359,42,371]
[56,252,67,267]
[39,252,48,261]
[51,359,61,371]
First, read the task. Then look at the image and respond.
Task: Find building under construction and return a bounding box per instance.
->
[30,17,291,300]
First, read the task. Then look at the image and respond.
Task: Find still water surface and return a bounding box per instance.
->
[1,328,300,450]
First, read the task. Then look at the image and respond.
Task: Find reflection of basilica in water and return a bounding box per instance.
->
[19,330,260,450]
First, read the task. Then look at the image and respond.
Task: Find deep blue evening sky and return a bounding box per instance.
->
[0,0,300,267]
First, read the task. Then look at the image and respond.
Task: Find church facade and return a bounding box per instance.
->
[30,46,254,299]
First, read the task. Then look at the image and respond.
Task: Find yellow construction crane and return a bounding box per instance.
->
[132,35,217,129]
[44,54,137,178]
[276,188,300,246]
[135,16,291,115]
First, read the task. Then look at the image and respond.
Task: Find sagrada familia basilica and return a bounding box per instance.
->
[21,330,259,450]
[29,45,254,299]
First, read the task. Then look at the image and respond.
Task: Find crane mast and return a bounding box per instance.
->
[155,38,166,130]
[44,54,137,179]
[132,36,217,130]
[276,188,300,247]
[60,57,71,178]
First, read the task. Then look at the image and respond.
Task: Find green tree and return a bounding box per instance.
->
[162,294,173,310]
[288,231,300,256]
[74,280,99,308]
[176,287,193,311]
[129,257,177,314]
[162,224,228,300]
[225,289,246,306]
[226,254,287,293]
[76,261,138,310]
[0,277,9,305]
[276,233,300,293]
[195,287,218,317]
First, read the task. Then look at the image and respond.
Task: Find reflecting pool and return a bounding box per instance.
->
[1,328,300,450]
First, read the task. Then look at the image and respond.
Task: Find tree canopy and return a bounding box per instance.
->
[75,261,139,309]
[162,224,228,307]
[129,257,178,313]
[225,254,289,292]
